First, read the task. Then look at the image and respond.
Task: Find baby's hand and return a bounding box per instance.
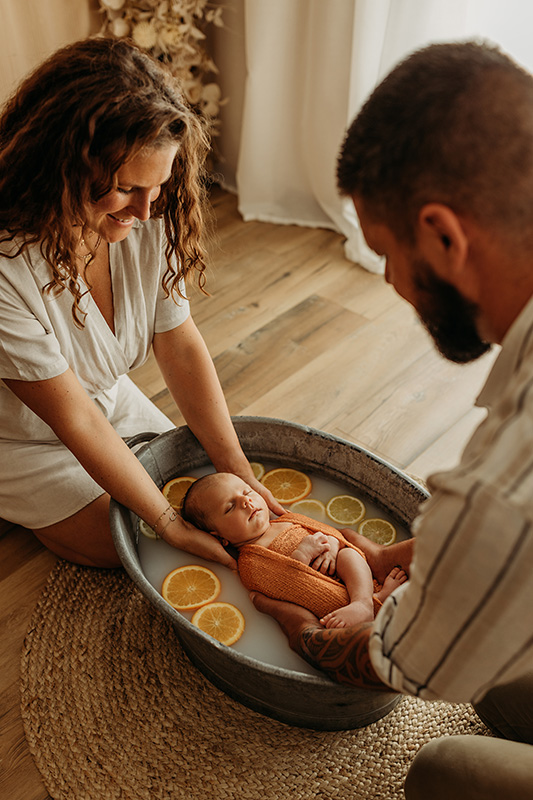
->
[292,532,330,567]
[310,534,340,575]
[311,547,337,575]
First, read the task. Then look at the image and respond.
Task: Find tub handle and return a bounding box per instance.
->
[125,431,160,450]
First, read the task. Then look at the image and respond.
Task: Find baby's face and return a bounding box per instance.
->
[203,474,270,545]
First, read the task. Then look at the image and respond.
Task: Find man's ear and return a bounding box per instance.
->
[417,203,478,298]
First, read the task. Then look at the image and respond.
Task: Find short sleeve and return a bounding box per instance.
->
[154,274,190,334]
[0,259,69,381]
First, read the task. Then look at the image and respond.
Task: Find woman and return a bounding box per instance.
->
[0,37,281,568]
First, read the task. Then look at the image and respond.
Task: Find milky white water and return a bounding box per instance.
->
[138,462,410,676]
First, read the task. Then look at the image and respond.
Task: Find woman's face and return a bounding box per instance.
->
[84,144,178,243]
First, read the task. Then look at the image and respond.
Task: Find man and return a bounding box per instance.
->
[252,41,533,798]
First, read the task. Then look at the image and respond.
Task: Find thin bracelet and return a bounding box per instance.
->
[152,505,178,538]
[153,505,173,533]
[157,508,179,538]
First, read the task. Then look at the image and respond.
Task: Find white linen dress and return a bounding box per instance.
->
[0,218,189,528]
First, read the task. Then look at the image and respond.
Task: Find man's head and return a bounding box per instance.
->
[338,41,533,358]
[182,472,270,546]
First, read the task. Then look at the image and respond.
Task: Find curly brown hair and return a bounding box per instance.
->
[0,36,211,325]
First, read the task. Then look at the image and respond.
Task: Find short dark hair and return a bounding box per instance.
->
[337,40,533,246]
[181,474,219,531]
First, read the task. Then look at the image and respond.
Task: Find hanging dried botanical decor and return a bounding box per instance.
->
[98,0,225,138]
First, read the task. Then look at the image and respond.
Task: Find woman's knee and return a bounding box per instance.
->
[32,494,122,568]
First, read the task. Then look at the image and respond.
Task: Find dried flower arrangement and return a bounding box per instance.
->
[98,0,225,136]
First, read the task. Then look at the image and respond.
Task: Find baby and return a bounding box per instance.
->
[182,472,408,629]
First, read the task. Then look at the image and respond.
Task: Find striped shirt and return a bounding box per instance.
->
[370,294,533,703]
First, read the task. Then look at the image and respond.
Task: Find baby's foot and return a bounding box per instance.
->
[292,532,329,566]
[320,600,373,629]
[374,566,408,603]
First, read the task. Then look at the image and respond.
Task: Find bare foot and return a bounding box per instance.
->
[374,566,408,604]
[320,599,373,629]
[292,532,329,566]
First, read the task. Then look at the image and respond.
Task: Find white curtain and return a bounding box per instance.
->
[234,0,533,272]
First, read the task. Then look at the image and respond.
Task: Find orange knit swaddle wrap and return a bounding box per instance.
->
[238,512,382,618]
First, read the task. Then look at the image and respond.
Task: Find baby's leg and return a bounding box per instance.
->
[320,549,374,629]
[340,527,414,584]
[292,532,329,566]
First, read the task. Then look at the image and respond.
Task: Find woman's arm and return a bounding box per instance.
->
[153,316,284,514]
[3,370,236,566]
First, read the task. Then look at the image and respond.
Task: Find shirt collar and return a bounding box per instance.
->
[476,293,533,409]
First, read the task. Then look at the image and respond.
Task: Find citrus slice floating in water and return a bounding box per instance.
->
[161,564,221,610]
[261,468,312,504]
[250,461,265,480]
[290,497,327,521]
[138,518,157,539]
[326,495,366,526]
[162,475,196,510]
[358,518,396,546]
[192,602,245,646]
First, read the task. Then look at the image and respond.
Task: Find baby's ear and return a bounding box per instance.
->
[212,532,229,547]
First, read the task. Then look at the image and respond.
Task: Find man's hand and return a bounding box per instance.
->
[250,592,389,690]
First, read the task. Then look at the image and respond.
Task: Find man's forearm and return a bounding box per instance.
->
[296,622,389,690]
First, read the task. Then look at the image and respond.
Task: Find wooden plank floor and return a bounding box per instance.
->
[0,185,497,799]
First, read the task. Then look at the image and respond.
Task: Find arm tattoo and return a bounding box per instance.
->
[297,623,386,689]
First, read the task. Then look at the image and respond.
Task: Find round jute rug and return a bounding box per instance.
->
[21,562,491,800]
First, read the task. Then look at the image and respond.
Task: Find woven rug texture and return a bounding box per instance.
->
[20,562,491,800]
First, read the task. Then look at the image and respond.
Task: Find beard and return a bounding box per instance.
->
[412,258,492,364]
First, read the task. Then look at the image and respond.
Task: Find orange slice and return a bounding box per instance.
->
[250,461,265,480]
[162,476,196,510]
[161,565,221,610]
[326,495,366,526]
[290,498,327,521]
[261,468,312,504]
[192,602,245,646]
[358,518,396,545]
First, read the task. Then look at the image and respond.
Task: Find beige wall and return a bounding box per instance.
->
[0,0,100,102]
[0,0,243,185]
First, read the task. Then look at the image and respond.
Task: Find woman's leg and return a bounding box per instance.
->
[32,493,121,568]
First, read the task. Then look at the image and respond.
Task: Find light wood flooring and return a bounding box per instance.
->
[0,185,497,800]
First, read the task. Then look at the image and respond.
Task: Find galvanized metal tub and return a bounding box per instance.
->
[110,416,428,730]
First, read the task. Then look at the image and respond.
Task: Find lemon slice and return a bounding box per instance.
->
[192,602,245,646]
[358,518,397,545]
[162,476,197,510]
[326,495,366,526]
[261,468,312,504]
[290,498,327,521]
[138,518,157,539]
[250,462,265,480]
[161,564,221,610]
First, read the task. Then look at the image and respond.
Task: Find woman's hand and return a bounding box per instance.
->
[234,466,285,516]
[160,513,238,570]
